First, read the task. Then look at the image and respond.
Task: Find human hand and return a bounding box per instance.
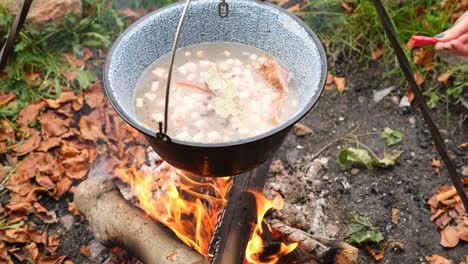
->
[435,12,468,56]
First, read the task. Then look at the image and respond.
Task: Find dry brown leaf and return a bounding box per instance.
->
[29,229,47,244]
[435,212,452,229]
[460,256,468,264]
[0,119,14,154]
[64,48,93,67]
[118,8,147,19]
[438,71,453,86]
[293,123,313,137]
[413,48,434,71]
[37,255,66,264]
[26,242,39,261]
[36,174,55,190]
[56,103,74,118]
[7,152,45,185]
[60,141,89,180]
[67,202,80,216]
[45,90,76,109]
[84,81,104,109]
[334,77,346,94]
[426,254,453,264]
[440,226,459,248]
[371,48,384,60]
[459,142,468,150]
[80,245,91,257]
[404,87,414,103]
[341,1,354,13]
[62,70,77,81]
[0,92,16,107]
[79,113,105,142]
[47,234,60,254]
[40,111,72,138]
[432,157,441,175]
[457,220,468,242]
[287,3,300,12]
[366,246,384,261]
[37,137,62,152]
[414,72,425,86]
[33,202,58,224]
[4,203,32,219]
[52,176,72,200]
[326,73,335,85]
[13,129,41,156]
[391,208,400,224]
[17,100,47,125]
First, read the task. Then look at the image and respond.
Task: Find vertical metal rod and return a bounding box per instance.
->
[372,0,468,213]
[161,0,193,134]
[0,0,33,71]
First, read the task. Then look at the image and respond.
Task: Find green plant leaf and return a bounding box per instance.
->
[76,69,97,89]
[338,147,374,170]
[348,215,384,245]
[373,150,401,168]
[380,127,403,146]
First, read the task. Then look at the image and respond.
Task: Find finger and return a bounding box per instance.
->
[450,38,468,56]
[435,14,468,42]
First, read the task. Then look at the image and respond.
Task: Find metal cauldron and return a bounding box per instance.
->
[103,0,327,177]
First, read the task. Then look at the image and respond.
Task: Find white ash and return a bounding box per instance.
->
[265,157,337,238]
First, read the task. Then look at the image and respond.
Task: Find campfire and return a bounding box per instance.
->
[89,150,299,263]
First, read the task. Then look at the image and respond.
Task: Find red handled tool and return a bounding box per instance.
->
[408,35,440,47]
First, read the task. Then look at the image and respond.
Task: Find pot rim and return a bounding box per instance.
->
[103,0,327,148]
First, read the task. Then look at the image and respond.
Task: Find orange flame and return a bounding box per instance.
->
[115,162,231,255]
[115,162,296,263]
[245,191,298,264]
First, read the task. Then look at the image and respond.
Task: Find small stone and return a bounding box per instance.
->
[60,215,74,230]
[338,117,345,122]
[326,224,339,237]
[322,175,329,181]
[89,240,107,260]
[296,145,304,150]
[350,168,360,175]
[408,116,416,125]
[462,165,468,177]
[390,96,400,105]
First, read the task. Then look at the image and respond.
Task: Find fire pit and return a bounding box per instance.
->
[81,0,340,263]
[103,0,327,177]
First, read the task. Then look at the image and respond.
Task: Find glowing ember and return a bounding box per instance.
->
[115,161,296,263]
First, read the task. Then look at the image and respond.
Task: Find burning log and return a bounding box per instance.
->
[269,220,358,264]
[209,160,271,264]
[74,178,206,264]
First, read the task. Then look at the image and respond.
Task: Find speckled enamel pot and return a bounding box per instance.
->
[103,0,327,177]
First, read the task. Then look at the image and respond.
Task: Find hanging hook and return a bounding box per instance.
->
[218,0,229,18]
[160,0,192,140]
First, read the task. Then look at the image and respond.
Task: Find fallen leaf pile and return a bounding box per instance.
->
[0,53,147,263]
[427,182,468,248]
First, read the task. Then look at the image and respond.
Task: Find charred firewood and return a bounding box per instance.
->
[74,178,206,264]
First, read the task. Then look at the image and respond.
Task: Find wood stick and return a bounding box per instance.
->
[270,219,358,264]
[208,160,271,264]
[74,178,206,264]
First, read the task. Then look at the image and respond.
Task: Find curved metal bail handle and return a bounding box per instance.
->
[158,0,193,140]
[0,0,33,72]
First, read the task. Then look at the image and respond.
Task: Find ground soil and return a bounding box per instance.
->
[276,58,467,263]
[47,57,467,263]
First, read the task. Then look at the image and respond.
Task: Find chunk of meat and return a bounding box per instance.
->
[256,59,289,124]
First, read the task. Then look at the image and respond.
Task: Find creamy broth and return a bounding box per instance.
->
[133,42,299,143]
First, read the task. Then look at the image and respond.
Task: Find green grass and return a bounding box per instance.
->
[300,0,466,107]
[0,0,125,122]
